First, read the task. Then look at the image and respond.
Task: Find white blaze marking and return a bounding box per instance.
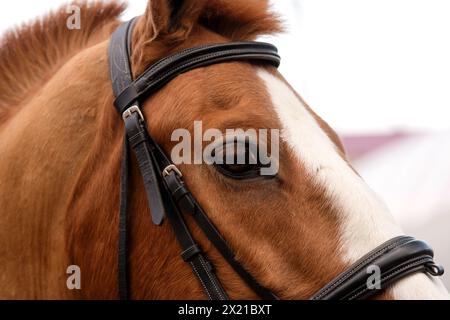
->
[257,69,449,299]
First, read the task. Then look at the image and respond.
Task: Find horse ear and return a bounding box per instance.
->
[132,0,282,72]
[132,0,207,73]
[137,0,282,45]
[139,0,207,45]
[202,0,283,41]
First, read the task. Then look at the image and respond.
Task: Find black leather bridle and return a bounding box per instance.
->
[108,18,444,300]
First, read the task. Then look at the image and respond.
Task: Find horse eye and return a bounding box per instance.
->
[213,141,270,180]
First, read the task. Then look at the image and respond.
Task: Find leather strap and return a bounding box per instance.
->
[158,174,229,300]
[114,42,281,113]
[162,169,278,300]
[117,135,130,300]
[311,236,444,300]
[109,18,167,227]
[124,112,166,226]
[109,19,231,300]
[109,19,136,300]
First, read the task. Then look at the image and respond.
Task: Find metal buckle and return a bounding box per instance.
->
[163,165,183,178]
[122,105,144,122]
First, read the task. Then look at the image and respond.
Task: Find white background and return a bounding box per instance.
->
[1,0,450,134]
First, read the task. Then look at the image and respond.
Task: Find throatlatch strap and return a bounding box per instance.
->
[109,18,136,301]
[117,136,130,300]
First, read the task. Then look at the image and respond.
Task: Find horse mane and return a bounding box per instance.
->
[0,1,126,120]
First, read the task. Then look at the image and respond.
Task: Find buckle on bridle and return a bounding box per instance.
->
[122,105,144,122]
[163,165,183,178]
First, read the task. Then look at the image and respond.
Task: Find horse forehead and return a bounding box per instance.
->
[190,63,273,104]
[158,64,279,125]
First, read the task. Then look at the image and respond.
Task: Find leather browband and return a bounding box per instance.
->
[114,41,281,114]
[108,18,444,300]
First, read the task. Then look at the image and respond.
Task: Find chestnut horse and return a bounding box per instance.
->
[0,1,448,299]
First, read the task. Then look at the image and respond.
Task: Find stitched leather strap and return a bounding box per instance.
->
[158,175,228,300]
[163,170,278,300]
[114,42,280,113]
[109,18,136,300]
[109,19,230,301]
[124,112,166,225]
[117,134,130,300]
[311,236,444,300]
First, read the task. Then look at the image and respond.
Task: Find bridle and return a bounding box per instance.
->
[108,18,444,300]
